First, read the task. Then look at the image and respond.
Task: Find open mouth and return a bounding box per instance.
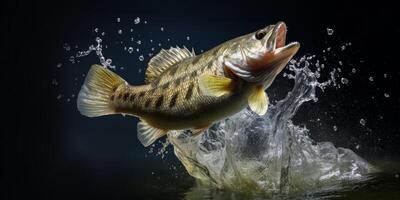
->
[264,22,300,71]
[266,22,300,61]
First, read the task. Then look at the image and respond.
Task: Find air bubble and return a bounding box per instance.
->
[139,55,144,61]
[360,119,366,126]
[134,17,140,24]
[340,78,348,84]
[326,28,334,35]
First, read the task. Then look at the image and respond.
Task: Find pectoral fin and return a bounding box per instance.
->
[198,75,234,97]
[248,86,269,116]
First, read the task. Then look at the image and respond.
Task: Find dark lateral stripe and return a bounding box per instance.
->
[169,93,178,108]
[138,91,145,97]
[145,99,152,108]
[174,77,182,86]
[185,83,194,99]
[151,78,161,87]
[207,62,213,69]
[190,71,197,78]
[155,95,164,108]
[129,94,136,102]
[161,82,169,90]
[110,94,115,101]
[123,93,130,101]
[169,65,179,76]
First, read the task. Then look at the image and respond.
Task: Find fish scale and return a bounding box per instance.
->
[77,21,300,147]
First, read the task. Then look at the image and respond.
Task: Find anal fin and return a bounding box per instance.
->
[137,120,167,147]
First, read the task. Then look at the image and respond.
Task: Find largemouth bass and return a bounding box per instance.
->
[77,21,300,146]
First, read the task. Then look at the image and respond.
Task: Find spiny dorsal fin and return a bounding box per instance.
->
[145,46,195,84]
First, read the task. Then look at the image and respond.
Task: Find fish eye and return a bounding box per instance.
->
[255,30,267,40]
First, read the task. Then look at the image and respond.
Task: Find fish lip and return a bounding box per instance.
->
[266,21,287,51]
[264,22,300,72]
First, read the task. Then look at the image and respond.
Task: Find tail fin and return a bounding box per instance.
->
[77,64,126,117]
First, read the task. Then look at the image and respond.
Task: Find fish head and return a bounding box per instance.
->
[224,22,300,88]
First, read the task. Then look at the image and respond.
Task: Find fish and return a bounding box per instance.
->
[77,21,300,147]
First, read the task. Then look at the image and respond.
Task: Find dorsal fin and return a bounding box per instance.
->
[145,46,195,84]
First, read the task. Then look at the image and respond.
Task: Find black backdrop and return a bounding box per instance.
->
[1,0,399,199]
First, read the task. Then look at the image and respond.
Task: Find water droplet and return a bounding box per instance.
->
[368,76,374,82]
[136,48,139,52]
[144,20,147,24]
[338,61,343,66]
[360,119,366,126]
[134,17,140,24]
[128,47,134,53]
[117,17,120,22]
[56,94,62,100]
[136,40,141,45]
[94,28,99,32]
[138,55,144,61]
[341,78,348,84]
[326,28,334,35]
[101,32,105,36]
[95,37,102,43]
[69,56,75,64]
[57,63,62,68]
[118,29,123,34]
[150,39,153,43]
[341,45,346,51]
[51,79,58,86]
[333,125,338,131]
[383,73,387,78]
[384,93,390,98]
[186,36,190,40]
[106,58,112,65]
[395,174,399,178]
[355,144,360,149]
[160,27,164,31]
[352,68,356,73]
[63,43,71,51]
[138,68,142,73]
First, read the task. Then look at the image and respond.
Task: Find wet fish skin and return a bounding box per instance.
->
[77,21,300,146]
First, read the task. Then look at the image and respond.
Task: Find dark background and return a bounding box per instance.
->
[1,0,399,199]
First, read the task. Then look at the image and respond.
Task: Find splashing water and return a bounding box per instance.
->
[165,56,375,194]
[63,19,377,195]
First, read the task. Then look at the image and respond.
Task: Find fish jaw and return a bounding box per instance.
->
[224,22,300,84]
[253,22,300,81]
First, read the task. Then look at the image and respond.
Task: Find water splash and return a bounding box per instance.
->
[60,18,378,194]
[166,56,375,194]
